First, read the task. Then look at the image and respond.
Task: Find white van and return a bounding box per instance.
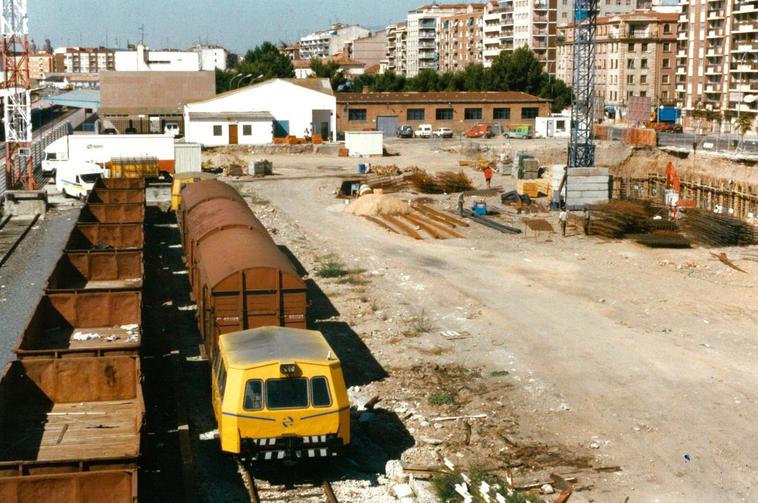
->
[55,162,106,199]
[164,122,180,137]
[414,124,433,138]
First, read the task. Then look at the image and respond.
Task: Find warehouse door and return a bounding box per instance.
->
[229,124,238,144]
[376,116,398,137]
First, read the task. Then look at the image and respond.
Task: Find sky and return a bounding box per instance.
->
[29,0,437,53]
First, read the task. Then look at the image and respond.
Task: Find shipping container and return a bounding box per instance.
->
[107,158,160,180]
[78,204,145,224]
[16,291,141,359]
[0,356,144,464]
[46,250,143,292]
[65,223,144,251]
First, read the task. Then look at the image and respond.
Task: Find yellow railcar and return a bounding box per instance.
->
[212,327,350,461]
[170,171,216,211]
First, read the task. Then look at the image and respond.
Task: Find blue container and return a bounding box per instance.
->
[358,163,367,174]
[472,201,488,216]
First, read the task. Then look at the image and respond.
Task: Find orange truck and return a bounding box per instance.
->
[466,123,494,138]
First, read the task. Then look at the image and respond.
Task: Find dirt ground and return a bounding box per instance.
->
[207,137,758,502]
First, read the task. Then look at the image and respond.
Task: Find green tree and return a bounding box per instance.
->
[215,68,234,93]
[738,113,754,146]
[238,41,294,81]
[310,59,347,90]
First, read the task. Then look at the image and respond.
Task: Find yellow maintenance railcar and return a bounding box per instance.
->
[212,327,350,461]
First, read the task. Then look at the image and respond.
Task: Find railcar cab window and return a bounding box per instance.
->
[311,376,332,407]
[266,377,308,409]
[213,353,227,399]
[243,380,263,410]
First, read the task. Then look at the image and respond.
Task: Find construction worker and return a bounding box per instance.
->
[559,208,568,236]
[457,192,465,216]
[483,165,493,189]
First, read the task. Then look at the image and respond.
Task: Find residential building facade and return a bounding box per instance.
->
[557,12,678,117]
[676,0,758,116]
[189,45,229,71]
[336,91,550,134]
[347,30,388,68]
[482,1,504,67]
[406,3,482,77]
[114,44,201,72]
[28,52,53,80]
[299,24,371,60]
[384,22,408,74]
[52,47,115,73]
[438,6,485,71]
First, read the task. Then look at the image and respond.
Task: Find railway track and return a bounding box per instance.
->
[236,457,339,503]
[0,214,39,267]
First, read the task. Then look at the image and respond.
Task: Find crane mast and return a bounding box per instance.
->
[568,0,598,169]
[2,0,34,191]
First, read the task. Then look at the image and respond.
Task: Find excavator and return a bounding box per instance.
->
[664,162,696,218]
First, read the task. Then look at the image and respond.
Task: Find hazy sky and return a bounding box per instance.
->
[30,0,433,53]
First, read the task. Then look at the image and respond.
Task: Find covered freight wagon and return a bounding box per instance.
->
[177,179,247,244]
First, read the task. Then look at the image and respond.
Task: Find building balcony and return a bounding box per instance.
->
[707,10,725,19]
[679,14,688,23]
[676,67,686,75]
[419,41,436,49]
[732,42,758,52]
[737,21,758,32]
[706,30,724,38]
[734,3,756,14]
[705,84,721,93]
[533,1,549,11]
[732,63,758,72]
[705,65,721,74]
[706,47,722,56]
[677,32,688,41]
[534,14,549,23]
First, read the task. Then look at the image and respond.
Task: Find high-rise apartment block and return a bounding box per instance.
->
[299,24,371,60]
[676,0,758,115]
[438,6,485,71]
[53,47,115,74]
[557,12,678,114]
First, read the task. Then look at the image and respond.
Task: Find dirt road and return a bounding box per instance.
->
[232,145,758,502]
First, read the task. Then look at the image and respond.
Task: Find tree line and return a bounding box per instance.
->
[216,43,572,112]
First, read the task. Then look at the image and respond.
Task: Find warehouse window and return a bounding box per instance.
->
[407,108,425,121]
[242,124,252,136]
[311,377,332,407]
[213,125,222,136]
[266,378,308,409]
[436,108,453,120]
[348,109,367,121]
[464,108,482,120]
[243,380,263,410]
[493,108,511,120]
[521,107,539,119]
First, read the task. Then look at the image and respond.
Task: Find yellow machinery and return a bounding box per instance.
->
[108,157,160,179]
[212,327,350,460]
[170,171,216,211]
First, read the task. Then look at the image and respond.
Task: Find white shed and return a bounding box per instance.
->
[345,131,383,156]
[535,114,571,138]
[183,78,336,147]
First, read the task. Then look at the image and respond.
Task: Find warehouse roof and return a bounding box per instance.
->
[336,91,549,104]
[43,89,100,109]
[100,71,215,115]
[220,327,336,369]
[187,111,274,120]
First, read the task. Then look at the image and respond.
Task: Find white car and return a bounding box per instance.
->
[164,122,180,136]
[414,124,433,138]
[432,127,454,138]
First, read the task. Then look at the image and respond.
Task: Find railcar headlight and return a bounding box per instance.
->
[280,363,298,375]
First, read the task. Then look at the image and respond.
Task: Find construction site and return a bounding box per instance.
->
[1,2,758,503]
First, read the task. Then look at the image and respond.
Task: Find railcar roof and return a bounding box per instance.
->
[220,327,336,368]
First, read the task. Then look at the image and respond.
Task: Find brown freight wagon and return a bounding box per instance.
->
[181,197,270,272]
[65,223,144,251]
[16,291,141,359]
[0,356,143,503]
[87,187,146,205]
[177,179,247,246]
[193,227,307,358]
[46,250,143,292]
[78,204,145,224]
[94,178,146,190]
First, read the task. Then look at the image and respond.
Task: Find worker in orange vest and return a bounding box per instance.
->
[483,165,493,189]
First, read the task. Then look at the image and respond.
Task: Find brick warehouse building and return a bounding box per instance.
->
[336,91,551,135]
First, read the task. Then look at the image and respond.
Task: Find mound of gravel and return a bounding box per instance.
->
[345,194,411,216]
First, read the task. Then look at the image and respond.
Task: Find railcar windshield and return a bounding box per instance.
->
[311,377,332,407]
[266,378,308,409]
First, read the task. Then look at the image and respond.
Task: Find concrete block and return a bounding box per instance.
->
[566,182,611,191]
[567,175,611,183]
[3,191,47,219]
[567,167,609,176]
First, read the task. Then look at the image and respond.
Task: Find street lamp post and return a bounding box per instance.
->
[228,73,251,90]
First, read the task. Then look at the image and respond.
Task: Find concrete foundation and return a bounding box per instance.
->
[3,191,48,219]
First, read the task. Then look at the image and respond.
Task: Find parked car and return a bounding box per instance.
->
[414,124,433,138]
[503,124,534,139]
[432,127,454,139]
[164,122,180,136]
[396,125,414,138]
[466,123,494,138]
[125,127,138,134]
[101,127,118,135]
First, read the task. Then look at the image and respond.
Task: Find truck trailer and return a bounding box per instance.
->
[42,134,176,178]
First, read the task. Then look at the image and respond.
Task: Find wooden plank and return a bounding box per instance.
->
[411,213,465,238]
[382,215,422,240]
[410,207,458,228]
[402,214,445,239]
[412,203,469,227]
[364,215,399,234]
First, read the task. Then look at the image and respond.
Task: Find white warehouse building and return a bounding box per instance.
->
[183,78,336,146]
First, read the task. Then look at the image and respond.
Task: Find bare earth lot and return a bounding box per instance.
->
[218,137,758,502]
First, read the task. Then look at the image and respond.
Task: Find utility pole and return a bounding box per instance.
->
[139,24,145,45]
[2,0,34,191]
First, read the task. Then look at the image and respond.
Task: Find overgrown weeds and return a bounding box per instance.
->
[427,392,455,406]
[432,466,543,503]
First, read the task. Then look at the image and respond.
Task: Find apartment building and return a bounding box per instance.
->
[557,12,678,116]
[438,6,485,71]
[115,44,201,72]
[483,1,504,67]
[28,52,53,80]
[556,0,654,27]
[188,45,229,71]
[676,0,758,115]
[406,3,483,77]
[299,24,370,60]
[52,47,115,73]
[347,30,388,68]
[384,22,408,74]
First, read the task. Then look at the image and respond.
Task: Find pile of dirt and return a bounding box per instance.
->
[345,194,411,216]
